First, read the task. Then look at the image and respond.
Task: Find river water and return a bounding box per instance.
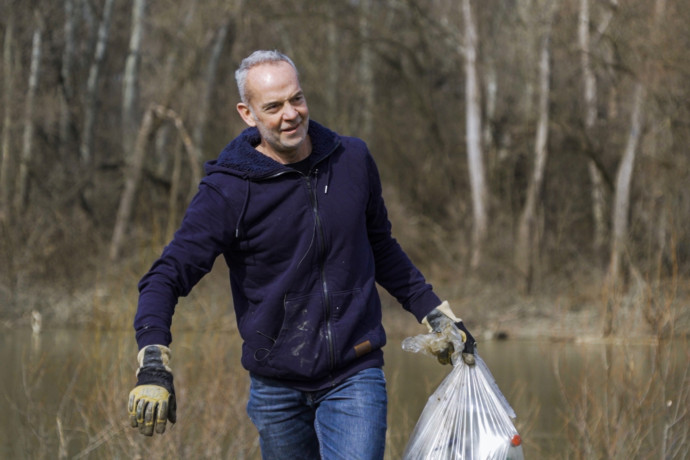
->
[1,327,686,458]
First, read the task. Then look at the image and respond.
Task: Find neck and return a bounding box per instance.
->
[257,136,312,165]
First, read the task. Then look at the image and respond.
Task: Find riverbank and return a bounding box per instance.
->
[2,260,687,460]
[3,263,688,344]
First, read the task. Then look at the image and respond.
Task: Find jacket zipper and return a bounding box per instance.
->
[257,144,341,373]
[305,169,336,371]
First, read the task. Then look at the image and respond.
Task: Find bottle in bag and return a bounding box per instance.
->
[506,434,525,460]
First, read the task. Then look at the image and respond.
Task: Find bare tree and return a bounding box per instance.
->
[165,136,183,243]
[122,0,147,158]
[325,2,339,128]
[604,0,667,336]
[166,106,202,238]
[193,11,236,154]
[0,11,14,221]
[152,0,198,177]
[482,60,498,156]
[110,105,158,262]
[607,82,644,283]
[607,0,666,284]
[80,0,97,49]
[80,0,115,165]
[357,0,375,143]
[579,0,608,255]
[110,105,201,261]
[514,0,558,293]
[59,0,76,159]
[2,0,690,334]
[462,0,488,269]
[14,28,42,214]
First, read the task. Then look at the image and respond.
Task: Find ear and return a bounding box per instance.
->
[236,102,257,127]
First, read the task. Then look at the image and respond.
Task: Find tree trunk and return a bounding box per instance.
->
[608,84,644,285]
[325,3,339,128]
[483,60,497,158]
[14,28,42,215]
[110,105,200,261]
[166,137,183,242]
[515,8,554,293]
[0,13,14,221]
[193,17,234,153]
[604,0,666,336]
[153,0,198,175]
[598,0,619,125]
[603,82,644,336]
[80,0,115,165]
[161,106,202,201]
[81,0,97,50]
[462,0,488,269]
[110,105,158,261]
[357,0,375,143]
[579,0,607,256]
[59,0,75,160]
[122,0,146,158]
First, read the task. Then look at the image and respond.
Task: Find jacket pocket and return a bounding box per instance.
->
[329,289,385,364]
[264,293,329,378]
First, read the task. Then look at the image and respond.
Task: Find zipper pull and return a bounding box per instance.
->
[313,168,329,194]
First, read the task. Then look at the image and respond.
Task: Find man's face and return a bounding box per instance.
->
[236,61,310,162]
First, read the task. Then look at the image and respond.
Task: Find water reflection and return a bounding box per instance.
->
[0,328,686,458]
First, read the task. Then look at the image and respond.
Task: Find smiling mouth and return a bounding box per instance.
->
[281,117,303,134]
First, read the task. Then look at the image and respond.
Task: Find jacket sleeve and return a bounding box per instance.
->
[363,151,441,322]
[134,181,236,348]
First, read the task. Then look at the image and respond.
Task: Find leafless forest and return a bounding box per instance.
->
[1,0,688,336]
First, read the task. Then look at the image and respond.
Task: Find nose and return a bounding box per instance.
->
[282,103,298,120]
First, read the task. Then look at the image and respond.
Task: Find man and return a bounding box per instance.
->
[127,50,475,459]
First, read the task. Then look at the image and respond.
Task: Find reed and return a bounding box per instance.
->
[5,245,686,458]
[554,337,689,460]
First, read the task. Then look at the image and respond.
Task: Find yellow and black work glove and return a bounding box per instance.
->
[128,344,177,436]
[422,301,476,366]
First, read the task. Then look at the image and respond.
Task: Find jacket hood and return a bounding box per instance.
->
[205,120,341,179]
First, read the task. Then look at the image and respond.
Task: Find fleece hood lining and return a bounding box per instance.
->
[208,120,341,180]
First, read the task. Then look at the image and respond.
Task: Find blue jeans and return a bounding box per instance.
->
[247,367,388,460]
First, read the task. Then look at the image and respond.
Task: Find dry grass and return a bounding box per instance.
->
[3,231,688,458]
[554,338,689,460]
[6,307,686,459]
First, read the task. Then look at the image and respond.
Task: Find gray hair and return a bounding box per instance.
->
[235,50,298,103]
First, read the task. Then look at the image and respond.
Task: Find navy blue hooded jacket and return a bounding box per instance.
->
[134,120,441,391]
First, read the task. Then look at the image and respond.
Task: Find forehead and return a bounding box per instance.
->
[246,61,302,104]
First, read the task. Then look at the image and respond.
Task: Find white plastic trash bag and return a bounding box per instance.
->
[402,332,525,460]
